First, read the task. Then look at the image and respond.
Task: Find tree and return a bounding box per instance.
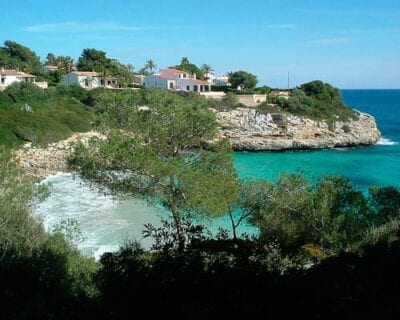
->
[228,70,258,90]
[0,40,43,75]
[175,57,204,80]
[201,64,214,79]
[250,174,373,253]
[69,90,238,250]
[45,53,57,66]
[144,59,157,74]
[77,48,110,72]
[56,56,74,75]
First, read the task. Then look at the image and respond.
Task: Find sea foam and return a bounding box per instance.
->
[377,137,398,146]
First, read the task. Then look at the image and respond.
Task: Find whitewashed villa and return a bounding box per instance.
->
[0,68,47,90]
[62,71,118,89]
[142,68,211,92]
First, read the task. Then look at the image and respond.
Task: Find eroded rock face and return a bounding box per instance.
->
[214,108,381,151]
[15,131,104,179]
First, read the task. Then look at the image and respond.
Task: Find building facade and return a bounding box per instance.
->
[142,68,211,92]
[62,71,102,89]
[0,68,36,89]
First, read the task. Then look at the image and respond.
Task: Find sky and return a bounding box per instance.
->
[1,0,399,89]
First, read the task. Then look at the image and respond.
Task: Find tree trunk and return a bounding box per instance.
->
[171,205,185,252]
[228,210,237,240]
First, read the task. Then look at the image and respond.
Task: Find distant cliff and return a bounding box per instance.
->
[214,108,380,151]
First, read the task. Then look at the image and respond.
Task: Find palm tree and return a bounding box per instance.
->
[145,59,157,74]
[201,64,214,80]
[126,64,135,74]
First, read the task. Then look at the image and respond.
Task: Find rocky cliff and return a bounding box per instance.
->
[214,108,380,151]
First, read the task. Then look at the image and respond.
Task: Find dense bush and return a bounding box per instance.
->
[282,81,359,121]
[0,147,98,319]
[0,82,95,148]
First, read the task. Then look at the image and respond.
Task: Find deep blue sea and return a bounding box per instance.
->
[235,89,400,189]
[35,90,400,258]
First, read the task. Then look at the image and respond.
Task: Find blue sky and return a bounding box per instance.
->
[1,0,399,88]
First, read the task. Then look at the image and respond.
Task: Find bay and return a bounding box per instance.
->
[34,90,400,258]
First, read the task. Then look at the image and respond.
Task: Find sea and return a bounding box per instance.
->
[34,89,400,259]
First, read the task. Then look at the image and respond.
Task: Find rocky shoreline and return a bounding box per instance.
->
[16,109,381,178]
[214,108,381,151]
[15,131,104,179]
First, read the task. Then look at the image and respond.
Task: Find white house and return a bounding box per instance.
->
[142,68,211,93]
[62,71,119,89]
[0,68,36,89]
[62,71,102,89]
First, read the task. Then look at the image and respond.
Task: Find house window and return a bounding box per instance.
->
[186,85,190,91]
[183,74,187,78]
[1,77,5,84]
[85,79,89,87]
[169,82,174,89]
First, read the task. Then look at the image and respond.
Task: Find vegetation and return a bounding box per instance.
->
[173,57,205,80]
[228,70,258,90]
[0,82,95,148]
[1,88,400,318]
[69,89,238,250]
[0,146,98,319]
[76,48,135,87]
[0,40,43,76]
[45,53,74,74]
[0,41,398,318]
[281,80,359,121]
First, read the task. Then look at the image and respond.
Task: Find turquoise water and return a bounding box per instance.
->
[35,90,400,258]
[235,89,400,189]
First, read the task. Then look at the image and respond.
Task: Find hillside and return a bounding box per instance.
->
[0,82,96,148]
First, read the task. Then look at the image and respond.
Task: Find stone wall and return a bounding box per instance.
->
[237,94,267,107]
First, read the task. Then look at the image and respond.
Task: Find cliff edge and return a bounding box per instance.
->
[214,108,381,151]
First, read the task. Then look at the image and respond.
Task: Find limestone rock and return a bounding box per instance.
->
[213,108,381,151]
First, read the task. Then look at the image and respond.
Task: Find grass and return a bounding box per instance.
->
[0,83,95,148]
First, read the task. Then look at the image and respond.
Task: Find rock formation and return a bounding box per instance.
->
[15,131,104,179]
[214,108,380,151]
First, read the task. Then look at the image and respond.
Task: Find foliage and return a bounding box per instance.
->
[144,59,157,74]
[0,40,43,75]
[0,147,98,318]
[201,64,214,79]
[284,81,359,121]
[77,48,134,87]
[207,92,240,111]
[45,53,74,75]
[228,70,258,89]
[174,57,204,80]
[69,89,238,249]
[249,174,400,254]
[0,82,95,147]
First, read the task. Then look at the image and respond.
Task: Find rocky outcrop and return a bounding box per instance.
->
[214,108,381,151]
[15,131,104,179]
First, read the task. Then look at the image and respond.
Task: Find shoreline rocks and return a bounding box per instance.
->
[16,108,381,178]
[214,108,381,151]
[15,131,104,179]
